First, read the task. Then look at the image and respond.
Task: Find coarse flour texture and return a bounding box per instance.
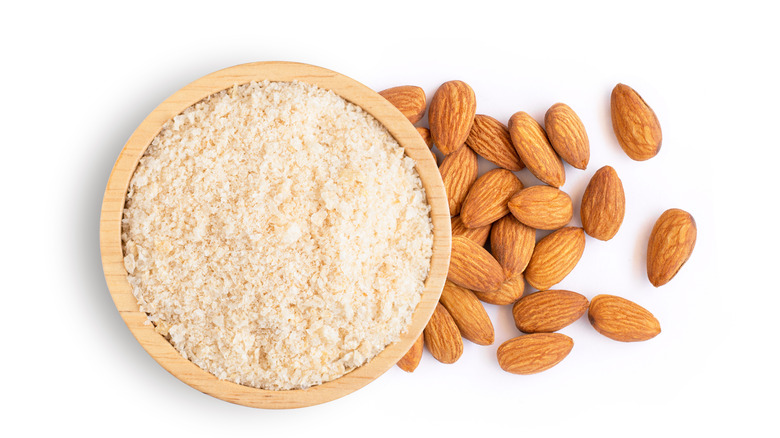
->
[122,81,433,390]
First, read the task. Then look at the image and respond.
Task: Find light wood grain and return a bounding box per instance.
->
[99,61,451,409]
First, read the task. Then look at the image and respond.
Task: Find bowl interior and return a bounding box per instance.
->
[99,61,451,408]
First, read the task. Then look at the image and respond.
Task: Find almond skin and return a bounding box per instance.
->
[452,215,491,247]
[396,333,424,372]
[460,169,524,229]
[509,111,566,187]
[647,208,697,287]
[580,165,626,241]
[448,236,505,293]
[424,303,464,364]
[525,227,586,290]
[611,83,662,161]
[474,274,525,305]
[497,333,574,375]
[429,80,477,155]
[508,185,573,230]
[490,214,536,279]
[439,281,495,345]
[379,85,427,124]
[465,114,524,171]
[588,294,661,342]
[512,290,588,333]
[544,103,589,170]
[439,145,478,216]
[417,127,433,148]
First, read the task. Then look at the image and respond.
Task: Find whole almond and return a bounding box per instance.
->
[452,215,491,247]
[378,85,426,124]
[512,290,588,333]
[497,333,574,375]
[439,145,478,216]
[544,103,589,170]
[525,227,586,290]
[439,281,495,345]
[509,112,566,187]
[460,169,524,229]
[465,114,524,171]
[588,294,661,342]
[490,214,536,279]
[417,127,433,148]
[508,185,573,230]
[424,303,464,364]
[474,274,525,305]
[580,165,625,241]
[647,208,697,287]
[611,83,662,161]
[429,80,476,155]
[396,333,424,372]
[448,236,505,293]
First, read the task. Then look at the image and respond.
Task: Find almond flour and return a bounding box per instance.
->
[121,81,433,390]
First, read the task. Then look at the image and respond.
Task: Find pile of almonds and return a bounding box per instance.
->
[379,81,697,375]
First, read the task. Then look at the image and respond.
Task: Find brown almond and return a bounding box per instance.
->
[439,145,478,216]
[508,112,565,187]
[452,215,491,247]
[647,208,697,287]
[417,127,433,148]
[611,83,662,161]
[460,169,524,229]
[424,303,464,363]
[497,333,573,375]
[588,294,661,342]
[396,333,424,372]
[474,274,525,305]
[544,103,589,170]
[465,114,524,171]
[378,85,426,124]
[508,185,573,230]
[439,281,495,345]
[525,227,586,290]
[581,165,625,241]
[512,290,588,333]
[448,236,505,293]
[490,214,536,279]
[428,80,476,155]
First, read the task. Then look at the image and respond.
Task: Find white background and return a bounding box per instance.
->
[2,1,777,436]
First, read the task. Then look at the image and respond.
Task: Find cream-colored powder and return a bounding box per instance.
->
[121,81,433,390]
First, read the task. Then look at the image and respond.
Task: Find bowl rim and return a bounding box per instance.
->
[99,61,451,409]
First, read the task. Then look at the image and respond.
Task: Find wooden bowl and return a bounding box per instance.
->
[99,61,451,408]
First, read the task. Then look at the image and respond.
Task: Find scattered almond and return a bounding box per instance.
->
[429,80,477,155]
[508,111,566,187]
[611,83,662,161]
[452,215,491,247]
[544,103,589,169]
[588,294,661,342]
[465,114,524,171]
[490,214,536,279]
[647,208,697,287]
[417,127,433,148]
[424,303,464,364]
[525,227,586,290]
[396,333,424,372]
[580,165,625,241]
[497,333,574,375]
[448,236,505,293]
[473,274,525,305]
[439,281,495,345]
[379,85,427,124]
[508,185,573,230]
[460,169,524,228]
[439,145,479,216]
[512,290,588,333]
